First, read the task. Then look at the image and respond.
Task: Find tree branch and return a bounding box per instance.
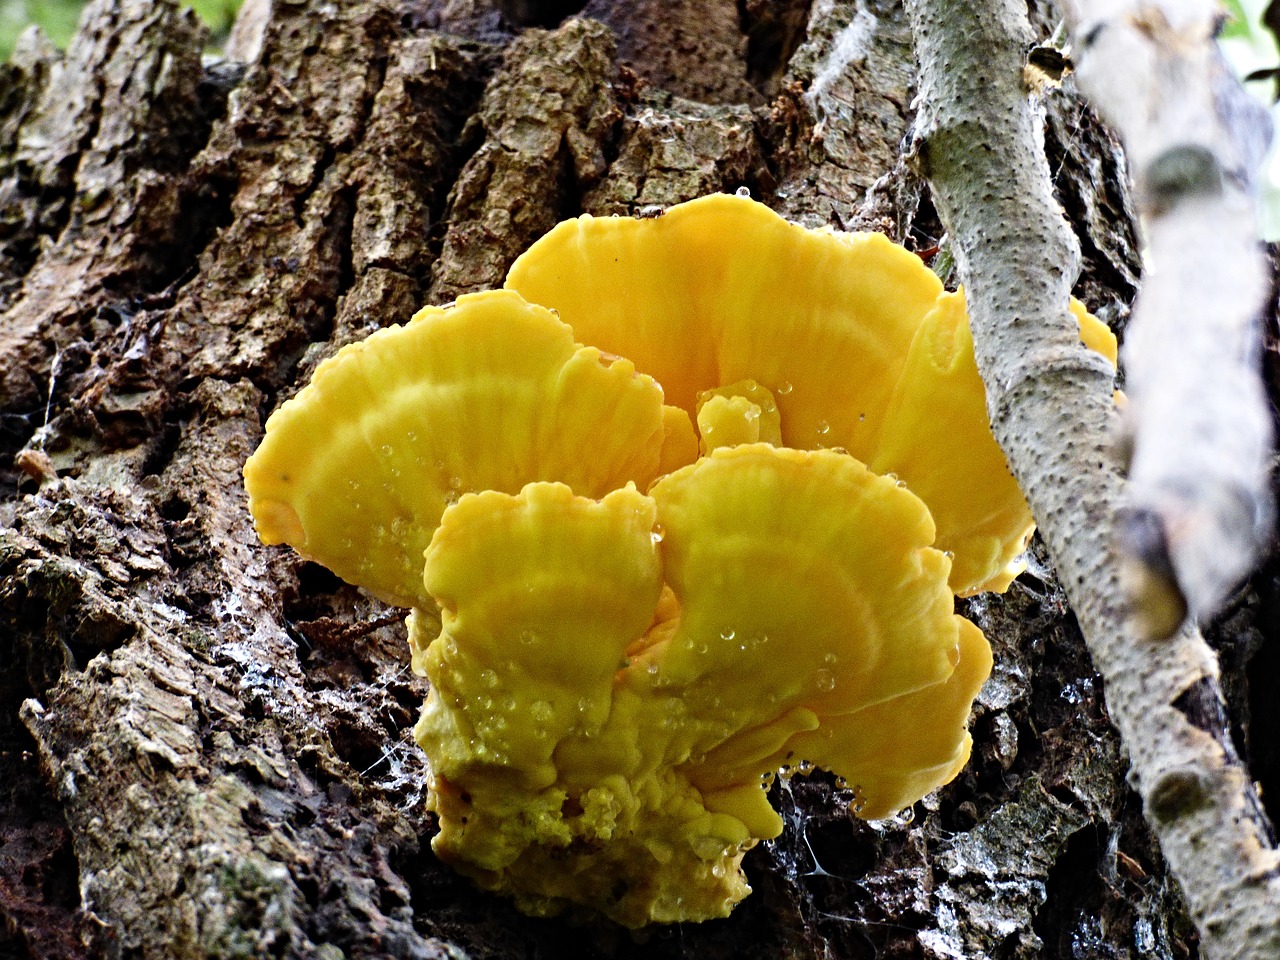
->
[902,0,1280,957]
[1061,2,1274,637]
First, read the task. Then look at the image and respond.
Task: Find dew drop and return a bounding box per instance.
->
[651,523,665,544]
[720,628,736,642]
[776,381,793,396]
[823,652,838,666]
[815,668,836,692]
[380,444,393,458]
[480,669,499,689]
[816,419,830,436]
[851,784,867,815]
[520,629,537,646]
[531,700,553,723]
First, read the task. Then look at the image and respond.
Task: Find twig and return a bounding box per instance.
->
[901,0,1280,957]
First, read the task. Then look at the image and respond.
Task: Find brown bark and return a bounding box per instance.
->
[0,1,1273,958]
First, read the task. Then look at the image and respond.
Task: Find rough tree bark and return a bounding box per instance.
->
[0,1,1275,959]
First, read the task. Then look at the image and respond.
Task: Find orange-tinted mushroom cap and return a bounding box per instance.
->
[504,193,942,460]
[784,617,993,820]
[243,290,666,607]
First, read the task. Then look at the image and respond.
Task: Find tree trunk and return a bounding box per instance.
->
[0,1,1272,958]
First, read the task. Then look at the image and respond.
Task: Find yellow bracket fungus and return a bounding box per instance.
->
[243,193,1117,927]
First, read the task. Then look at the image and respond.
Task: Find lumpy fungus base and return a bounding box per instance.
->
[243,194,1116,927]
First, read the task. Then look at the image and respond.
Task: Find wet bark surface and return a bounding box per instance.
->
[0,1,1274,957]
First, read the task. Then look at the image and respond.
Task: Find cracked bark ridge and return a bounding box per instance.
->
[428,19,619,303]
[0,0,1215,956]
[905,0,1280,956]
[583,93,766,215]
[581,0,761,106]
[769,0,917,229]
[0,0,211,482]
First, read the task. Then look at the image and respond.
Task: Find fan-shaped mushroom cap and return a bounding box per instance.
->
[413,444,989,926]
[505,194,941,460]
[243,290,666,607]
[506,194,1022,594]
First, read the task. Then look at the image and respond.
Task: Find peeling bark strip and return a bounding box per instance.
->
[904,0,1280,957]
[1062,1,1275,640]
[0,0,1240,956]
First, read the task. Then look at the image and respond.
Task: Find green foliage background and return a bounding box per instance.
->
[1221,0,1280,237]
[1,0,242,59]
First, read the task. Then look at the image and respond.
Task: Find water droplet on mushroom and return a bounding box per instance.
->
[651,522,665,544]
[851,784,867,814]
[531,700,553,723]
[777,381,793,396]
[380,444,393,458]
[815,668,836,692]
[520,629,536,645]
[816,420,830,436]
[735,185,751,198]
[480,669,499,688]
[720,628,736,642]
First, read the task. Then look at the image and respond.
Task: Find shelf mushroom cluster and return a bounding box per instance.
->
[243,194,1116,927]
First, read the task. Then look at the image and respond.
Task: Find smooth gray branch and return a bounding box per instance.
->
[903,0,1280,957]
[1065,0,1274,639]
